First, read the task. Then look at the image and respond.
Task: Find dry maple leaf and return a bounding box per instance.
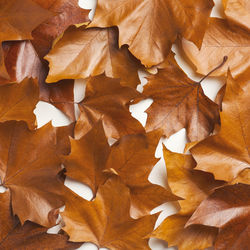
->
[56,123,75,156]
[1,40,75,120]
[64,121,110,194]
[186,183,250,250]
[150,214,218,250]
[0,190,18,242]
[0,0,52,84]
[0,121,70,227]
[191,71,250,181]
[64,122,178,218]
[0,0,52,43]
[142,52,220,141]
[75,74,144,139]
[222,0,250,31]
[214,216,250,250]
[149,147,222,249]
[88,0,214,67]
[62,176,158,249]
[0,221,82,250]
[32,0,90,58]
[163,147,224,215]
[182,18,250,77]
[45,26,141,88]
[1,41,45,85]
[104,130,179,218]
[0,78,39,129]
[39,79,76,121]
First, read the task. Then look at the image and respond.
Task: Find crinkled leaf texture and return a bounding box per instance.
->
[89,0,214,66]
[62,177,158,250]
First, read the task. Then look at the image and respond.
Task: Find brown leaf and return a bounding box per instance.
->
[0,221,82,250]
[214,216,250,250]
[150,214,218,250]
[0,121,69,227]
[0,190,18,242]
[32,0,90,58]
[88,0,214,67]
[187,183,250,227]
[1,40,75,120]
[0,0,52,42]
[75,74,144,139]
[39,79,76,121]
[64,121,110,194]
[0,78,39,129]
[105,130,178,218]
[45,26,141,88]
[65,123,177,218]
[149,146,225,249]
[222,0,250,31]
[0,40,45,85]
[186,184,250,250]
[142,52,219,141]
[182,18,250,77]
[62,176,158,249]
[191,72,250,181]
[163,147,224,215]
[55,123,75,156]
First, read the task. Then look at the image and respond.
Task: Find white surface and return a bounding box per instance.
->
[34,0,224,249]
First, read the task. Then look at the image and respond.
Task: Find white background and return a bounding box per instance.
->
[32,0,224,249]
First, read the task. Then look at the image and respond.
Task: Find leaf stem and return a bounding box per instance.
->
[198,56,228,84]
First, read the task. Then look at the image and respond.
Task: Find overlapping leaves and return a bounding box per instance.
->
[0,0,249,249]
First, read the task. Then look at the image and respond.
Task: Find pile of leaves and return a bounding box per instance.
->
[0,0,249,249]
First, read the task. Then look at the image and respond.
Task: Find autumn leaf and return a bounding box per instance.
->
[150,214,218,250]
[65,122,177,218]
[222,0,250,31]
[1,40,75,120]
[0,0,249,248]
[1,41,45,85]
[105,129,178,218]
[163,147,224,215]
[0,39,45,85]
[75,74,144,139]
[141,52,220,141]
[0,121,70,227]
[56,122,75,156]
[62,176,158,249]
[191,71,250,181]
[0,78,39,129]
[88,0,214,67]
[31,0,90,58]
[182,18,250,77]
[214,216,250,250]
[186,183,250,250]
[64,121,110,194]
[0,0,52,43]
[149,147,222,249]
[39,79,76,121]
[0,190,18,242]
[0,221,82,250]
[45,26,141,88]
